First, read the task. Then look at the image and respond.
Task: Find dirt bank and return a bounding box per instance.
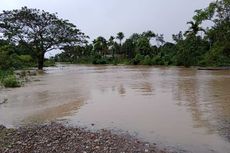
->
[0,123,168,153]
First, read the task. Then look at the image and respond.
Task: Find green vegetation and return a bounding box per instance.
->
[55,0,230,67]
[0,7,88,70]
[0,70,20,88]
[1,75,20,88]
[0,0,229,87]
[0,7,88,87]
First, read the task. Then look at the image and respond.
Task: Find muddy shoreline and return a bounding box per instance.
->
[0,123,168,153]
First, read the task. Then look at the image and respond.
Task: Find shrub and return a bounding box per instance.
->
[132,54,144,65]
[152,55,163,65]
[0,70,13,80]
[44,59,56,67]
[0,47,11,70]
[92,58,107,64]
[2,75,21,88]
[18,55,33,63]
[92,54,108,64]
[142,55,152,65]
[202,44,229,66]
[9,54,23,69]
[18,55,35,67]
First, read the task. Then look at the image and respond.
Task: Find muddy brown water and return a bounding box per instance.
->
[0,64,230,153]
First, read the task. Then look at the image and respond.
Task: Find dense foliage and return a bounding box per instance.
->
[0,7,88,87]
[0,0,229,75]
[55,0,230,67]
[0,7,88,70]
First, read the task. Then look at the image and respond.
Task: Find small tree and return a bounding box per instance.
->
[0,7,88,70]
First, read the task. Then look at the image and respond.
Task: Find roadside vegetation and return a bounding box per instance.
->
[0,0,229,87]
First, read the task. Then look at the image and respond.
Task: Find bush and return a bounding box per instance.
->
[73,57,93,64]
[0,47,11,70]
[18,55,35,67]
[0,70,13,80]
[142,55,152,65]
[132,54,144,65]
[92,54,108,64]
[92,58,107,64]
[202,43,230,66]
[152,55,163,65]
[2,75,21,88]
[9,54,23,69]
[18,55,33,63]
[44,59,56,67]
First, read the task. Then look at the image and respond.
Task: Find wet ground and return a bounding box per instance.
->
[0,64,230,153]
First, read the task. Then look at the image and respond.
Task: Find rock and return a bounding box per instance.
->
[145,143,150,147]
[0,98,8,105]
[0,125,6,130]
[95,146,100,149]
[16,141,22,144]
[94,139,99,143]
[47,143,51,147]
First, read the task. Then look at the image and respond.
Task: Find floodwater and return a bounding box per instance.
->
[0,64,230,153]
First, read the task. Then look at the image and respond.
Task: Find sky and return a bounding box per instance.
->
[0,0,213,56]
[0,0,214,40]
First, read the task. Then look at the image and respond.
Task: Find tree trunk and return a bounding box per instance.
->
[37,52,45,70]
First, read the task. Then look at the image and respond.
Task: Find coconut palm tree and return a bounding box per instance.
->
[116,32,125,55]
[93,36,108,56]
[108,36,115,58]
[185,21,206,36]
[116,32,124,46]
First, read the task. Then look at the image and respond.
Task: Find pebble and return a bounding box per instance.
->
[95,146,100,149]
[0,123,167,153]
[0,125,6,130]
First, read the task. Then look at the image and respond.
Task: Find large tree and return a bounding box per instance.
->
[0,7,88,70]
[193,0,230,65]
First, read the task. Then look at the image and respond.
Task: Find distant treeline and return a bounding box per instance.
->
[0,0,230,73]
[55,0,230,67]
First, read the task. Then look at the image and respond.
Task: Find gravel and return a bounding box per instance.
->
[0,123,168,153]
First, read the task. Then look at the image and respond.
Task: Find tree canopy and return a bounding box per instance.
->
[0,7,88,69]
[1,0,230,70]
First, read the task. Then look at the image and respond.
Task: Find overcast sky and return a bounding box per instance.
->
[1,0,213,42]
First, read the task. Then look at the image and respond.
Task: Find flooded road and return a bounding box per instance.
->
[0,64,230,153]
